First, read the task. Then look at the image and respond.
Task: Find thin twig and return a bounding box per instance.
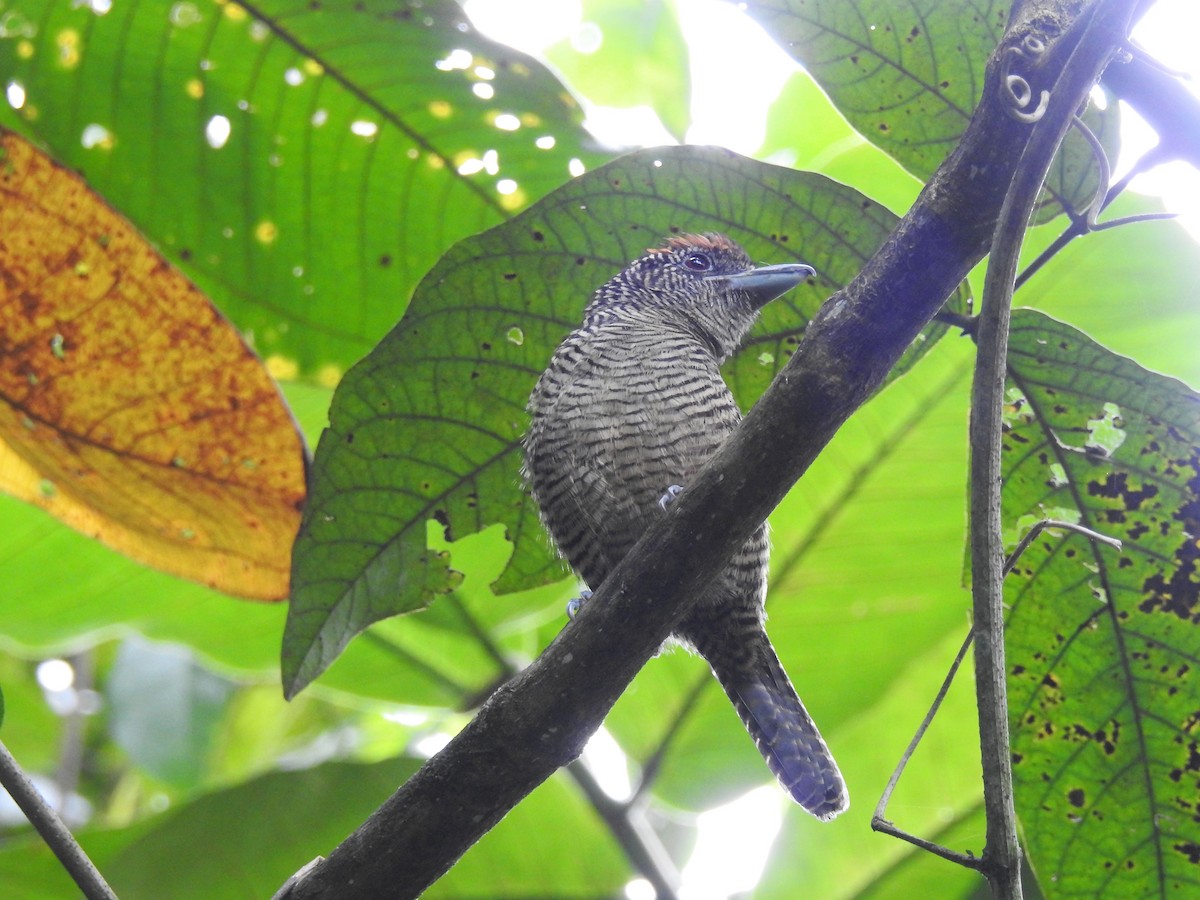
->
[872,815,983,871]
[1013,141,1166,291]
[1004,519,1121,577]
[871,519,1120,863]
[568,761,680,899]
[870,629,979,870]
[859,801,987,896]
[0,738,116,900]
[630,671,710,804]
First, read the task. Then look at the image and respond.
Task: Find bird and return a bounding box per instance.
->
[523,232,848,819]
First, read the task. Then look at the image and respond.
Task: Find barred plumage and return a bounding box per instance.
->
[524,233,847,819]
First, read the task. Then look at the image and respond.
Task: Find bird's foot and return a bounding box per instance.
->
[566,589,593,620]
[658,484,684,511]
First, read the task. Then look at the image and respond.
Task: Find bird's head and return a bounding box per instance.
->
[585,233,815,360]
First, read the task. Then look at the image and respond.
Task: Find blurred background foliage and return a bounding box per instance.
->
[0,0,1198,898]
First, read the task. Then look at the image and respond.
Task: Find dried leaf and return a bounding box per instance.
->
[0,129,306,599]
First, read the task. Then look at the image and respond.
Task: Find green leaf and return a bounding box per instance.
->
[544,0,691,140]
[106,639,234,787]
[0,759,627,900]
[105,757,424,899]
[849,805,987,900]
[760,69,924,215]
[285,144,966,696]
[1003,310,1200,897]
[0,0,603,376]
[745,0,1117,220]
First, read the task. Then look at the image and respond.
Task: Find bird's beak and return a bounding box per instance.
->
[712,262,816,308]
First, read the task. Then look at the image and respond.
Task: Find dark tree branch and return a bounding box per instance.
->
[277,2,1139,897]
[1015,8,1200,289]
[1102,50,1200,169]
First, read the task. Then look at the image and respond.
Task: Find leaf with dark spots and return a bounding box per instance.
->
[1088,472,1160,510]
[1175,842,1200,865]
[1139,538,1200,622]
[284,145,969,696]
[1004,310,1200,896]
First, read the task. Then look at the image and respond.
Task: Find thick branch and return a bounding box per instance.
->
[278,2,1138,897]
[1102,49,1200,169]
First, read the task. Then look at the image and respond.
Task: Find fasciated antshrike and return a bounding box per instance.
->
[524,233,846,819]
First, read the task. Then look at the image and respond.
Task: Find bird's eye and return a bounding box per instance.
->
[682,252,712,272]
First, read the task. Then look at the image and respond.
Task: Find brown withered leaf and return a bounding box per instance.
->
[0,130,306,600]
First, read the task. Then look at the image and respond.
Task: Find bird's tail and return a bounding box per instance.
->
[690,625,848,820]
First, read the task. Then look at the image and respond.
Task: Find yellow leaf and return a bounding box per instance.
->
[0,130,306,600]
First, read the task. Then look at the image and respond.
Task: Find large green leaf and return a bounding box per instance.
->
[106,639,235,787]
[1003,310,1200,897]
[0,758,626,899]
[760,69,924,215]
[545,0,691,141]
[0,0,603,376]
[745,0,1118,220]
[285,143,967,696]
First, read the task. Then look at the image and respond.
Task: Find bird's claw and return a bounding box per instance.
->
[566,589,593,620]
[658,484,684,511]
